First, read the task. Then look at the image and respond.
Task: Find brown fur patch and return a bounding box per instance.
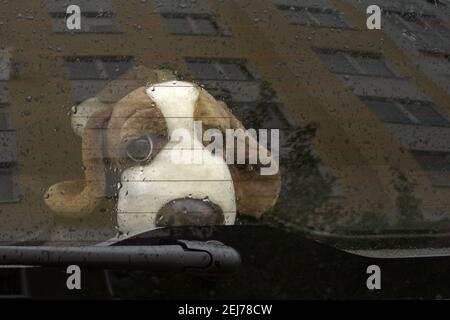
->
[45,67,171,217]
[106,87,168,169]
[194,90,281,218]
[44,108,112,217]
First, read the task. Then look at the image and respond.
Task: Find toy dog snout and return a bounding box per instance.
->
[155,198,225,227]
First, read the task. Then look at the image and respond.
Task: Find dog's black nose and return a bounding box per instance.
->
[155,198,225,227]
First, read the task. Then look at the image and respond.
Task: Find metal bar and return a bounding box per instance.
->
[0,241,241,275]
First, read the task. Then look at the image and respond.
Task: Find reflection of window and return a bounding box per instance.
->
[229,102,291,129]
[65,56,134,80]
[0,148,18,203]
[386,11,448,34]
[0,108,12,130]
[0,49,17,203]
[361,97,449,127]
[385,10,449,52]
[65,56,136,103]
[402,100,449,126]
[412,151,450,187]
[0,165,19,203]
[186,58,292,131]
[0,52,11,81]
[187,59,254,81]
[163,13,226,35]
[277,5,349,28]
[0,130,16,163]
[317,49,395,77]
[49,11,122,33]
[0,84,9,107]
[47,0,121,33]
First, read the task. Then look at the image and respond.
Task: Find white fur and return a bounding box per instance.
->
[117,82,236,233]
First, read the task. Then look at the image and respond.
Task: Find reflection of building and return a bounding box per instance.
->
[48,0,122,33]
[339,0,450,223]
[0,0,450,241]
[65,56,136,103]
[0,48,19,204]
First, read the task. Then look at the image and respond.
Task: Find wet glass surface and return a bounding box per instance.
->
[0,0,449,255]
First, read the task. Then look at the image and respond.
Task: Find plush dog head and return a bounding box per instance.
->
[44,66,281,231]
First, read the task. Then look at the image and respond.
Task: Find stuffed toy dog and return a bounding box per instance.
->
[44,66,281,233]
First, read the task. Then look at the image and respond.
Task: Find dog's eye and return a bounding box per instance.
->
[126,136,153,162]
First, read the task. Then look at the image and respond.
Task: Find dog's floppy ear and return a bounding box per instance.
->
[71,65,170,137]
[71,97,112,137]
[71,65,174,134]
[45,107,112,217]
[194,89,281,218]
[46,66,173,217]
